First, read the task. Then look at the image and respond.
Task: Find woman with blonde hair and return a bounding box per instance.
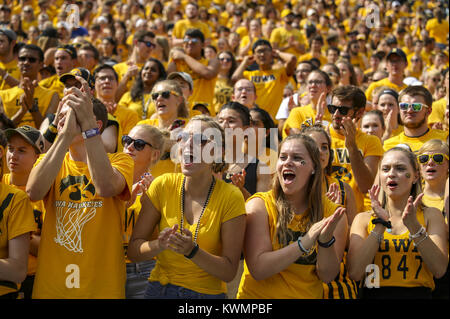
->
[128,115,246,299]
[348,147,448,299]
[237,134,347,299]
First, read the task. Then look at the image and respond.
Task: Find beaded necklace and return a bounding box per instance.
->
[180,176,216,243]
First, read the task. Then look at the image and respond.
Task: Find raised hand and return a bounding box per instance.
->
[326,182,342,204]
[158,225,179,251]
[318,207,346,243]
[342,116,358,149]
[127,173,154,208]
[230,169,246,190]
[369,184,389,221]
[167,227,196,256]
[314,92,327,124]
[402,193,424,231]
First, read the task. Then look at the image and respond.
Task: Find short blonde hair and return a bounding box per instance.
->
[418,139,449,157]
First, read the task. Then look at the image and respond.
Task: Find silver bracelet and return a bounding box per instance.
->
[413,233,429,247]
[3,72,9,81]
[370,230,383,244]
[409,226,426,240]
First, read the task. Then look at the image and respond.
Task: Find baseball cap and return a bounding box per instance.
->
[0,28,17,41]
[307,8,317,17]
[392,1,401,8]
[4,125,45,154]
[60,67,95,88]
[386,48,407,62]
[168,72,193,91]
[281,10,294,18]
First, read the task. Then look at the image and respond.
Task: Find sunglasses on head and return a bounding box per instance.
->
[18,56,38,63]
[176,131,210,146]
[418,153,449,165]
[327,104,352,116]
[399,102,428,112]
[139,40,155,48]
[121,135,153,151]
[151,90,179,100]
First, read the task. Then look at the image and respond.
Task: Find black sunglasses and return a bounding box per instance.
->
[327,104,352,116]
[18,56,38,63]
[139,40,155,48]
[151,90,178,100]
[121,135,153,151]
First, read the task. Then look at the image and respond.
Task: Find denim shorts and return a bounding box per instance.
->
[126,260,156,299]
[144,281,227,299]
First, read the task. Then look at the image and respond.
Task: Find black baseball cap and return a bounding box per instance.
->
[4,125,45,154]
[386,48,407,62]
[60,67,95,88]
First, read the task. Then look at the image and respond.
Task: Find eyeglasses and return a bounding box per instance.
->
[327,104,352,115]
[307,80,325,86]
[95,75,116,83]
[399,102,428,112]
[418,153,449,165]
[139,40,155,48]
[176,131,210,146]
[183,37,200,44]
[121,135,153,151]
[18,56,38,63]
[431,78,440,82]
[151,90,179,100]
[411,58,420,62]
[235,86,254,92]
[219,57,232,62]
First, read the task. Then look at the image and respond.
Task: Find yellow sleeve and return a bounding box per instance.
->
[6,191,38,240]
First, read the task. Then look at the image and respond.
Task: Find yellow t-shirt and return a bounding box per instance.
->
[366,208,435,289]
[270,27,306,58]
[118,92,155,120]
[39,74,65,99]
[365,78,407,103]
[0,85,58,128]
[425,18,449,44]
[383,129,449,154]
[172,58,217,116]
[298,52,328,67]
[172,19,212,41]
[2,174,45,276]
[111,104,140,136]
[213,77,233,114]
[147,173,246,295]
[0,59,20,90]
[0,183,37,297]
[243,67,289,121]
[113,61,144,94]
[429,97,447,125]
[236,190,339,299]
[282,103,332,139]
[32,152,134,299]
[329,126,384,214]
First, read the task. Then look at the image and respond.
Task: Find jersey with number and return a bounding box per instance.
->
[237,191,339,299]
[32,152,133,299]
[0,183,36,296]
[243,67,289,122]
[2,174,45,276]
[147,173,246,295]
[0,85,57,128]
[213,77,232,114]
[329,126,384,214]
[365,208,435,289]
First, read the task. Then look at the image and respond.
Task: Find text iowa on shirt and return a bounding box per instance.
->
[250,74,276,83]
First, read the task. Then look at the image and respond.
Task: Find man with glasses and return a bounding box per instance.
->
[94,65,139,153]
[328,85,384,214]
[113,30,156,101]
[383,85,448,153]
[167,28,219,116]
[0,28,20,90]
[232,39,296,122]
[231,79,258,109]
[0,44,59,128]
[39,44,78,99]
[171,2,211,47]
[365,48,408,105]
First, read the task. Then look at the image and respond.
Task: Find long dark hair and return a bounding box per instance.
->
[130,58,167,101]
[217,51,237,86]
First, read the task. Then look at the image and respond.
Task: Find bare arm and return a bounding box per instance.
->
[231,56,255,83]
[0,233,31,283]
[173,51,220,80]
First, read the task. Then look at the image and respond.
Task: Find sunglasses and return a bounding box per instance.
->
[18,56,38,63]
[399,102,428,112]
[151,90,179,100]
[176,131,210,146]
[121,135,153,151]
[327,104,352,115]
[139,40,155,48]
[418,153,449,165]
[219,57,232,62]
[183,37,200,43]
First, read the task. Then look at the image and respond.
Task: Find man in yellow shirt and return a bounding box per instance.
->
[27,80,133,299]
[113,30,156,101]
[328,85,384,213]
[172,2,212,47]
[365,48,408,105]
[0,28,20,90]
[0,44,59,129]
[270,11,306,59]
[232,39,297,122]
[298,35,328,67]
[384,85,448,153]
[39,44,78,99]
[429,69,448,129]
[167,28,219,116]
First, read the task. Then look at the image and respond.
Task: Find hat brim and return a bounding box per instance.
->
[4,129,42,154]
[386,52,407,62]
[59,73,76,84]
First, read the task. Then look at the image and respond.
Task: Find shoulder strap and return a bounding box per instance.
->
[0,193,14,223]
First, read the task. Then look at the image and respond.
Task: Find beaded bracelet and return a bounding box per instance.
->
[413,233,429,247]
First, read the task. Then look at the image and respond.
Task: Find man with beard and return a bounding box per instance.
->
[328,85,384,213]
[383,85,448,153]
[0,44,59,128]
